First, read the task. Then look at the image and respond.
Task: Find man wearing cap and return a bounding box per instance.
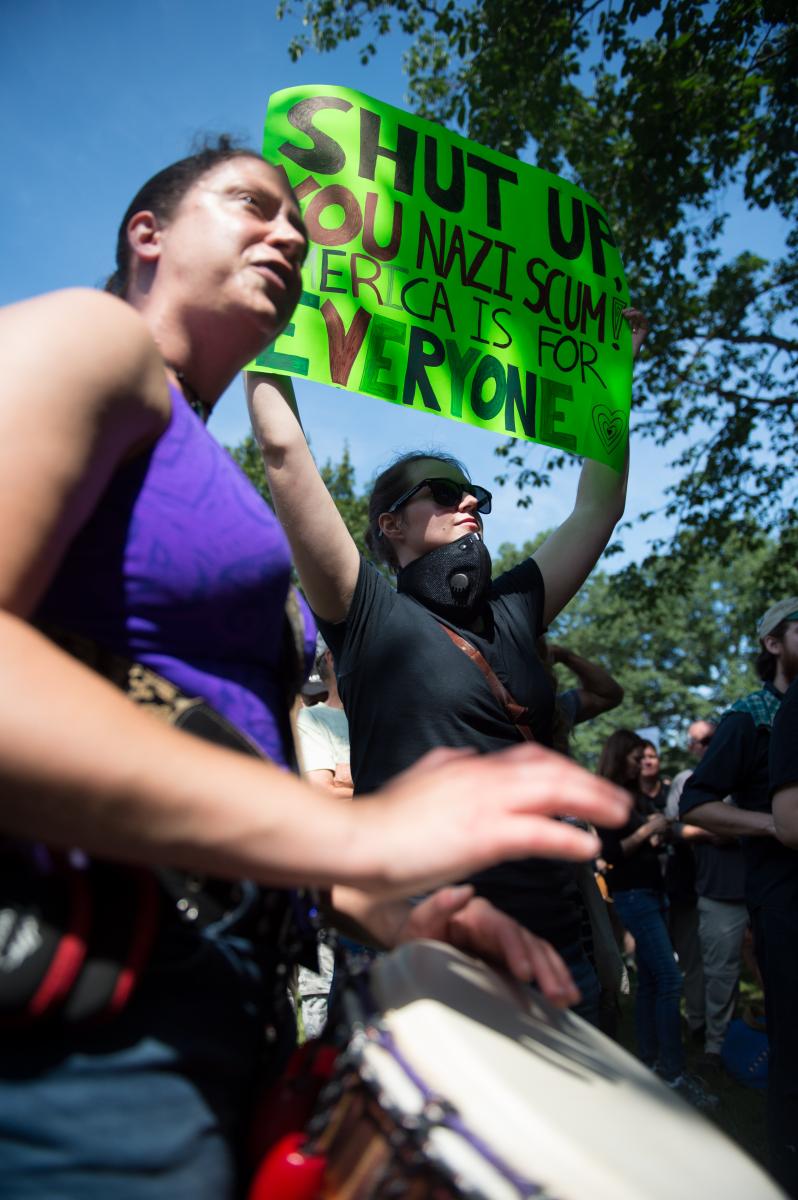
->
[680,598,798,1196]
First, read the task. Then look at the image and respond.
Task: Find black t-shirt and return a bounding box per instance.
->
[318,556,582,948]
[681,696,797,909]
[599,807,664,894]
[635,784,697,900]
[770,677,798,796]
[692,842,747,903]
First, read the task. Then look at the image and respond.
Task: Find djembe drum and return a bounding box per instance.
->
[250,940,782,1199]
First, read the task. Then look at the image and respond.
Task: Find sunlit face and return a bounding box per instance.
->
[639,746,660,779]
[153,157,307,345]
[379,458,486,568]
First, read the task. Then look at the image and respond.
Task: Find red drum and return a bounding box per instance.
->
[251,941,783,1199]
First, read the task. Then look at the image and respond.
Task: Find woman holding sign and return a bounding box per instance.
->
[0,139,629,1197]
[247,307,646,1022]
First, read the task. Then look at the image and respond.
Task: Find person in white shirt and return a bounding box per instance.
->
[295,635,353,1035]
[297,635,352,799]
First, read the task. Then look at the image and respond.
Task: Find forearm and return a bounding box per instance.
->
[245,373,358,620]
[554,648,623,713]
[533,447,629,623]
[683,800,774,839]
[620,824,651,856]
[773,786,798,849]
[573,446,629,527]
[0,613,381,890]
[557,648,619,694]
[329,885,409,949]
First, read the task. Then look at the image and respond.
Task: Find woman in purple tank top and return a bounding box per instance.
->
[0,139,628,1198]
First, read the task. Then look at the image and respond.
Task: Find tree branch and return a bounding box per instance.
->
[704,331,798,354]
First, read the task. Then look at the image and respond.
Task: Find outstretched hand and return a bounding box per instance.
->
[395,885,580,1007]
[355,743,629,899]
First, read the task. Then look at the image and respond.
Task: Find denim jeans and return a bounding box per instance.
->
[0,890,291,1200]
[613,888,684,1081]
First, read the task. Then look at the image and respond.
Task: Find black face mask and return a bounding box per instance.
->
[396,533,493,622]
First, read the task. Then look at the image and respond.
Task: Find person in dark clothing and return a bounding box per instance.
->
[638,740,704,1044]
[596,731,716,1108]
[667,721,748,1071]
[771,676,798,849]
[681,597,798,1197]
[246,312,648,1024]
[545,642,625,735]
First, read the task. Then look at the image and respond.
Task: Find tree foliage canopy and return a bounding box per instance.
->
[277,0,797,559]
[550,528,798,770]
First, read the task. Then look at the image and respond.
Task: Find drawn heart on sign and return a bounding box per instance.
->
[592,405,626,454]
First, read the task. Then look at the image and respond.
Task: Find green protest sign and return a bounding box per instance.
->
[252,85,632,470]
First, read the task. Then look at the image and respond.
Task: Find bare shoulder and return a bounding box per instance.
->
[0,291,172,614]
[0,289,170,428]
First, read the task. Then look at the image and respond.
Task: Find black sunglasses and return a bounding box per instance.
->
[386,477,493,516]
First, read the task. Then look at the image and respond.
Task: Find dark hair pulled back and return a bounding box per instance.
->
[596,728,645,788]
[105,134,263,297]
[365,449,471,570]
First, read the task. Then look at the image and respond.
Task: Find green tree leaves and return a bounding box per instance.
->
[549,527,798,770]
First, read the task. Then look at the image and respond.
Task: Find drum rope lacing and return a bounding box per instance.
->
[366,1023,555,1200]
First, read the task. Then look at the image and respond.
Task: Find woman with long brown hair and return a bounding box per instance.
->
[596,730,715,1107]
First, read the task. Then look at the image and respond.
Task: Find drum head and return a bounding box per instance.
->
[362,941,781,1200]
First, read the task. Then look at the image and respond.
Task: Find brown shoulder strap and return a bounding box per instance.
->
[438,625,535,743]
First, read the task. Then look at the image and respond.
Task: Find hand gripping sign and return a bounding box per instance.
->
[252,85,632,470]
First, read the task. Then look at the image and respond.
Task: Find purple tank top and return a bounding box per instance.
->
[37,384,311,765]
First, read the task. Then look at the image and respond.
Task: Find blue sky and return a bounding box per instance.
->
[1,0,785,564]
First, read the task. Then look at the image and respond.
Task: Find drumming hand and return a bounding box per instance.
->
[396,886,580,1007]
[359,744,629,898]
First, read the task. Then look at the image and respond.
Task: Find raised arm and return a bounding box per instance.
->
[245,372,360,622]
[549,644,624,720]
[533,309,647,627]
